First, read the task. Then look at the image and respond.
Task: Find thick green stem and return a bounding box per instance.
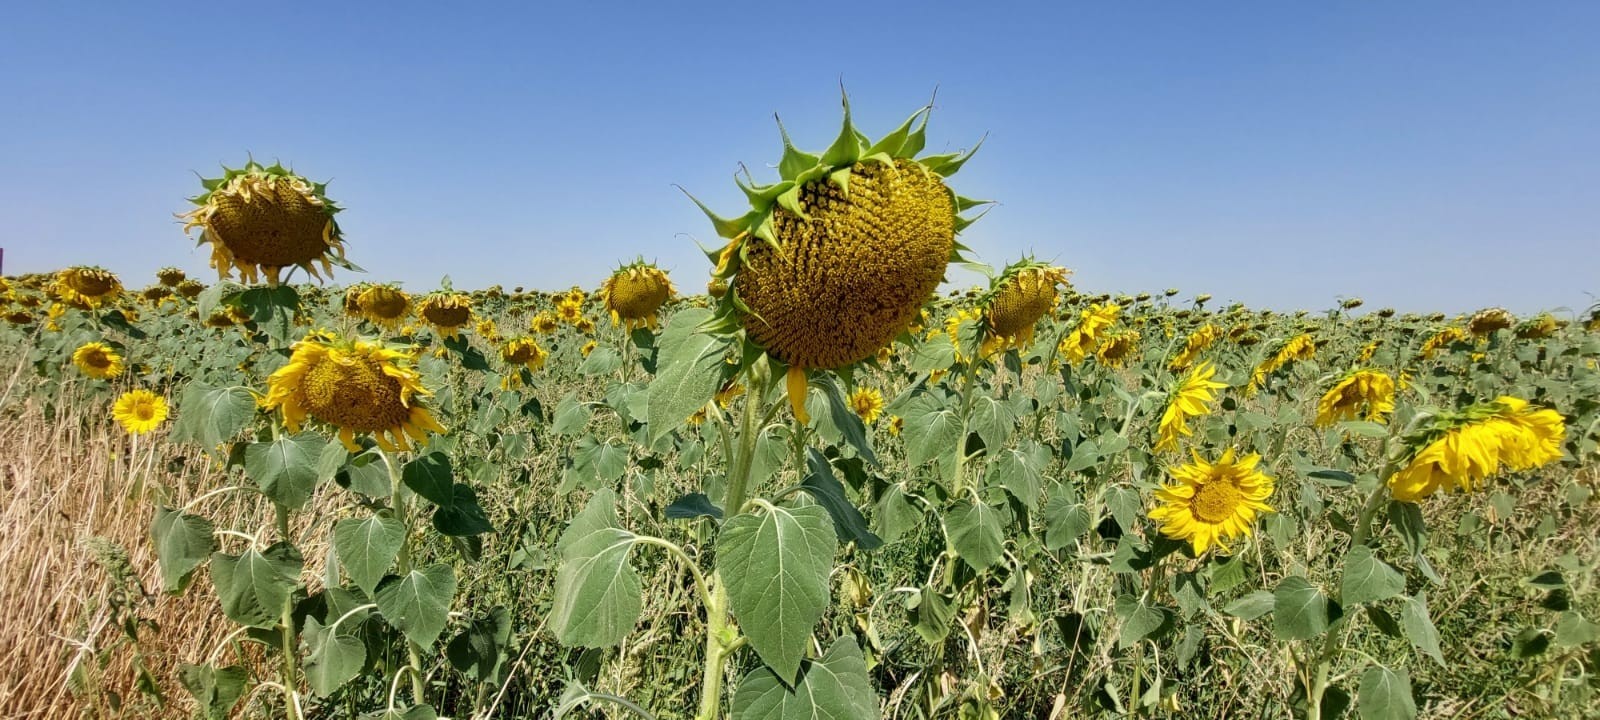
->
[381,450,426,705]
[952,358,982,495]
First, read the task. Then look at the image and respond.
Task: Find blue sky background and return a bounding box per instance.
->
[2,1,1596,313]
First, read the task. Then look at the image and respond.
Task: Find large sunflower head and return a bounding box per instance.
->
[72,341,124,379]
[262,332,445,452]
[53,267,124,309]
[982,259,1071,353]
[692,92,988,374]
[1149,448,1275,555]
[155,267,187,287]
[175,279,206,299]
[1314,369,1397,427]
[1515,313,1563,340]
[180,160,353,285]
[416,292,474,338]
[112,389,169,435]
[356,284,412,330]
[1387,396,1566,502]
[600,259,676,331]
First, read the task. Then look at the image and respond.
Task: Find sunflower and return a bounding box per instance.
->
[580,339,598,358]
[1155,361,1227,453]
[72,342,125,379]
[1314,369,1397,427]
[1247,333,1315,394]
[574,317,596,335]
[262,333,446,452]
[356,285,412,330]
[1168,323,1221,371]
[1467,307,1515,337]
[53,267,123,309]
[1515,314,1562,340]
[887,415,904,436]
[501,337,547,371]
[1387,396,1564,502]
[5,309,34,325]
[112,389,169,435]
[180,160,350,285]
[416,292,474,338]
[1418,326,1470,360]
[175,279,205,300]
[983,260,1070,354]
[46,303,69,332]
[531,312,559,334]
[476,318,500,342]
[342,284,368,318]
[1357,340,1380,364]
[601,261,676,331]
[943,307,993,363]
[849,387,885,424]
[693,94,986,423]
[556,297,585,325]
[1149,448,1275,554]
[1059,303,1121,364]
[1095,328,1141,368]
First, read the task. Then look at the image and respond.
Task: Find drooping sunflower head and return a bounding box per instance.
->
[341,284,368,318]
[176,279,206,299]
[156,267,187,287]
[53,267,124,309]
[501,336,547,369]
[981,259,1071,353]
[1149,448,1275,555]
[1515,313,1563,340]
[1095,328,1141,368]
[1467,307,1515,337]
[1314,368,1397,427]
[72,341,124,379]
[139,284,175,305]
[112,389,169,435]
[356,284,412,330]
[416,292,474,338]
[692,92,988,373]
[4,309,33,325]
[262,332,445,452]
[530,311,559,334]
[1418,326,1470,360]
[181,160,354,285]
[1169,323,1222,371]
[1387,396,1566,502]
[601,260,676,331]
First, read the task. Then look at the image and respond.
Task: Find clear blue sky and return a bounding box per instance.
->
[2,2,1596,314]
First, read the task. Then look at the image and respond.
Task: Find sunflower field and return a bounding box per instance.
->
[3,99,1600,720]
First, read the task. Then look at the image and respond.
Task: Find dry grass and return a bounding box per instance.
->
[0,385,274,719]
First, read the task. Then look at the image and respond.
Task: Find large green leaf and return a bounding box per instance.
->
[873,484,924,544]
[1041,497,1092,551]
[718,503,836,685]
[900,392,961,469]
[949,500,1004,571]
[800,449,882,550]
[171,383,257,450]
[1115,594,1174,648]
[988,441,1049,509]
[648,309,728,443]
[178,663,248,720]
[209,542,303,629]
[375,564,457,647]
[402,452,455,506]
[152,506,217,594]
[333,513,405,595]
[244,433,323,510]
[447,607,513,682]
[1273,576,1331,641]
[432,484,495,536]
[550,489,642,648]
[1357,666,1416,720]
[1399,593,1444,666]
[1223,591,1276,621]
[731,637,879,720]
[301,616,366,697]
[1342,546,1405,606]
[552,392,592,436]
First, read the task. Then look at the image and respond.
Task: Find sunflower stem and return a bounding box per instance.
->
[380,448,427,705]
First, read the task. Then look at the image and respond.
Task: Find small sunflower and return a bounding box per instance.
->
[416,292,474,338]
[1095,328,1141,368]
[156,267,187,287]
[1059,303,1121,365]
[1467,307,1515,337]
[1155,361,1227,454]
[1314,369,1397,427]
[1149,448,1275,555]
[180,160,350,285]
[476,318,500,342]
[342,284,368,318]
[1418,326,1470,360]
[580,339,598,357]
[53,267,124,309]
[849,387,885,424]
[262,333,446,452]
[1247,333,1315,394]
[176,279,206,299]
[73,342,124,379]
[501,337,547,371]
[601,260,676,331]
[574,317,596,335]
[531,312,559,334]
[1168,323,1222,371]
[1515,313,1562,340]
[112,389,169,435]
[982,260,1070,354]
[1387,396,1565,502]
[357,285,412,330]
[556,297,585,325]
[1357,340,1380,364]
[887,415,904,436]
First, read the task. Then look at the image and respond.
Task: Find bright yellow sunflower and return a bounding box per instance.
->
[1059,303,1121,364]
[501,337,547,371]
[416,292,474,338]
[356,285,412,330]
[600,261,676,331]
[580,339,598,357]
[53,267,124,309]
[73,342,125,379]
[1314,369,1397,427]
[180,160,350,285]
[531,312,559,334]
[1149,447,1275,555]
[262,333,446,452]
[849,387,885,424]
[1168,323,1221,371]
[112,389,169,435]
[1418,326,1470,360]
[1095,328,1141,368]
[1357,340,1380,364]
[1247,333,1315,394]
[1387,396,1565,502]
[1155,361,1227,453]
